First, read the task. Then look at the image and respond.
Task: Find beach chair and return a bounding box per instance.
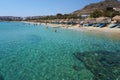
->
[83,24,89,26]
[109,24,117,28]
[99,23,108,28]
[93,23,101,27]
[117,24,120,28]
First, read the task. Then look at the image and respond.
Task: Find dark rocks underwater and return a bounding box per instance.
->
[0,73,4,80]
[73,50,120,80]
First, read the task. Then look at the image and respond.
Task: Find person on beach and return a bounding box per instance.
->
[80,21,84,27]
[45,21,48,25]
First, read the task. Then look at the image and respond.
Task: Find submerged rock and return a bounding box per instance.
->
[0,74,4,80]
[72,65,81,71]
[74,51,120,80]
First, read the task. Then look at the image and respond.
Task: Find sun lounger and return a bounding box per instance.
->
[116,24,120,28]
[83,23,93,27]
[109,24,117,28]
[93,23,101,27]
[83,24,89,26]
[99,23,108,28]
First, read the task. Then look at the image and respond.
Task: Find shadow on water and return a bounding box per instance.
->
[73,50,120,80]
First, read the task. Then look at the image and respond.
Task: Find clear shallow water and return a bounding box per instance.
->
[0,22,120,80]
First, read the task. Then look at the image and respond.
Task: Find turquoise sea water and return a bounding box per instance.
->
[0,22,120,80]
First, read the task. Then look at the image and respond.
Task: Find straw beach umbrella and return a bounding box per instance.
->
[76,19,81,23]
[96,17,111,23]
[85,18,96,23]
[64,19,69,24]
[59,19,65,24]
[112,15,120,22]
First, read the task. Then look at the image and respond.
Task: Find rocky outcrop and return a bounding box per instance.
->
[74,50,120,80]
[0,73,4,80]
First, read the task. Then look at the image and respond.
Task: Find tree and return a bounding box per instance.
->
[90,7,120,18]
[56,13,63,19]
[106,7,114,11]
[103,7,120,18]
[90,10,103,18]
[56,13,63,17]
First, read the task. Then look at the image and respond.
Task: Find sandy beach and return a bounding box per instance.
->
[46,23,120,40]
[24,21,120,40]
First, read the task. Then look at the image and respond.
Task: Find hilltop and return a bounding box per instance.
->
[72,0,120,15]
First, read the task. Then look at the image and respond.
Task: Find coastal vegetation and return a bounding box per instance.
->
[25,14,80,21]
[90,7,120,18]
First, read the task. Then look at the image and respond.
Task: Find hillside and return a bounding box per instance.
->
[0,16,23,21]
[72,0,120,15]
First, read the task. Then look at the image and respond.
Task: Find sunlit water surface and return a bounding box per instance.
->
[0,22,120,80]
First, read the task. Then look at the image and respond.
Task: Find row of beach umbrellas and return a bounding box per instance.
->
[85,15,120,23]
[29,15,120,24]
[85,17,111,23]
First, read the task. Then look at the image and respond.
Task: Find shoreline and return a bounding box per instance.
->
[47,23,120,40]
[23,21,120,40]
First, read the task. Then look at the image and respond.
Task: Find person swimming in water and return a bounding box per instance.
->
[46,26,48,29]
[54,29,57,32]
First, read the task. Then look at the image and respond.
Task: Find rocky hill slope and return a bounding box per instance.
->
[72,0,120,15]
